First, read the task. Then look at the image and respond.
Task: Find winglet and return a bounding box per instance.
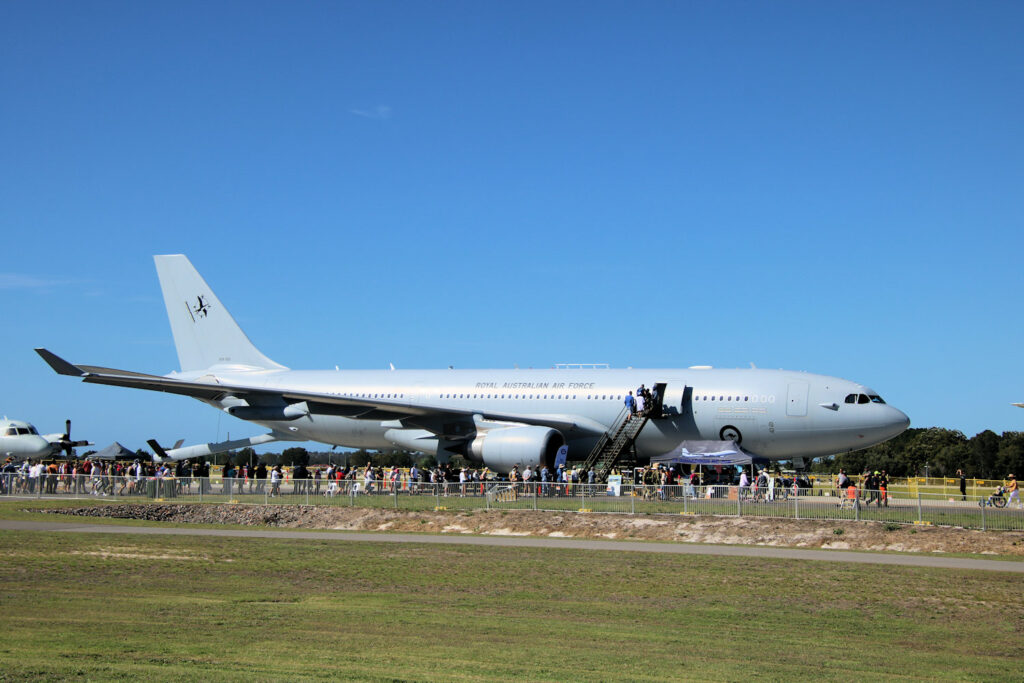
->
[35,348,87,377]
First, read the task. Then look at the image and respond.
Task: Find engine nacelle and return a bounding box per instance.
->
[467,426,564,473]
[226,401,309,421]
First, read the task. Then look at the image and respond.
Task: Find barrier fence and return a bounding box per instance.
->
[4,473,1022,531]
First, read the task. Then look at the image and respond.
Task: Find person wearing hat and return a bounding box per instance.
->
[1007,474,1020,508]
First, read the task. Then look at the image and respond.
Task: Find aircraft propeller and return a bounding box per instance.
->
[59,419,90,457]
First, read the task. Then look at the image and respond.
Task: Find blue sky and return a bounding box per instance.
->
[2,2,1022,453]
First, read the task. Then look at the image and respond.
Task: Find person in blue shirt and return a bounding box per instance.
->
[624,391,636,419]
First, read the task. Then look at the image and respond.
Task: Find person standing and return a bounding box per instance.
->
[1007,474,1020,508]
[957,469,967,501]
[269,465,282,497]
[862,470,878,507]
[624,391,636,419]
[255,462,267,494]
[837,469,850,498]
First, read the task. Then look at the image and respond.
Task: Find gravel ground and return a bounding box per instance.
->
[41,503,1024,556]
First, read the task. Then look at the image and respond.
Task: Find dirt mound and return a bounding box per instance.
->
[44,504,1024,556]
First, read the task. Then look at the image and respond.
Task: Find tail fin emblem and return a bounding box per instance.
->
[186,295,211,322]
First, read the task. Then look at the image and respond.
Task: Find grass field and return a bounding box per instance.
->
[1,524,1021,681]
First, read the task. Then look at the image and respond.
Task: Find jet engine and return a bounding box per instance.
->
[467,426,564,472]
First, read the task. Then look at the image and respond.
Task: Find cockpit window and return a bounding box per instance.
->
[845,394,857,404]
[869,395,885,404]
[4,428,16,436]
[858,394,870,404]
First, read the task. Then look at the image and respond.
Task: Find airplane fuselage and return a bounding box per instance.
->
[181,366,909,463]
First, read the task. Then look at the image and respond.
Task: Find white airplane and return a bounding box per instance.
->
[0,417,90,460]
[36,254,910,472]
[147,433,286,463]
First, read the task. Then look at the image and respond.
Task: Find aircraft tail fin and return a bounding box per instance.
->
[154,255,286,372]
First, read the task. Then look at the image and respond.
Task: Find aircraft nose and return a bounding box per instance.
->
[885,406,911,438]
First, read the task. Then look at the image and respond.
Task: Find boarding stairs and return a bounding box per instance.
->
[580,406,650,482]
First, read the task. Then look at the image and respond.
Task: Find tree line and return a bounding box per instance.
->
[810,428,1024,480]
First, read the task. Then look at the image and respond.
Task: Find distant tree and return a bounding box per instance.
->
[967,430,1000,478]
[932,441,970,478]
[281,447,309,467]
[347,450,372,468]
[448,455,471,471]
[995,432,1024,479]
[899,428,966,477]
[375,450,414,467]
[236,447,257,467]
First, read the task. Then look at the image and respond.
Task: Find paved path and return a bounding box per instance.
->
[2,519,1022,573]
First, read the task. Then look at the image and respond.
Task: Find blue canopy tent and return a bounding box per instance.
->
[650,441,771,467]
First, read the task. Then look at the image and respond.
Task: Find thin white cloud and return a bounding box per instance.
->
[349,105,392,120]
[0,273,75,290]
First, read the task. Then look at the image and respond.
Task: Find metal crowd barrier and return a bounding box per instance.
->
[2,473,1021,531]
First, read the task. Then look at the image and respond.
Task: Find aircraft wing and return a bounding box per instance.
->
[35,348,608,437]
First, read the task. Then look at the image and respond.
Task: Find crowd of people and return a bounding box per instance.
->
[5,455,1023,511]
[735,468,813,502]
[834,468,889,508]
[624,383,662,420]
[0,457,217,497]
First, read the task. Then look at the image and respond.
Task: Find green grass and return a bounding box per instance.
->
[0,528,1021,681]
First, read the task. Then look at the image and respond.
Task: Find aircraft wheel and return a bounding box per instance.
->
[719,425,742,444]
